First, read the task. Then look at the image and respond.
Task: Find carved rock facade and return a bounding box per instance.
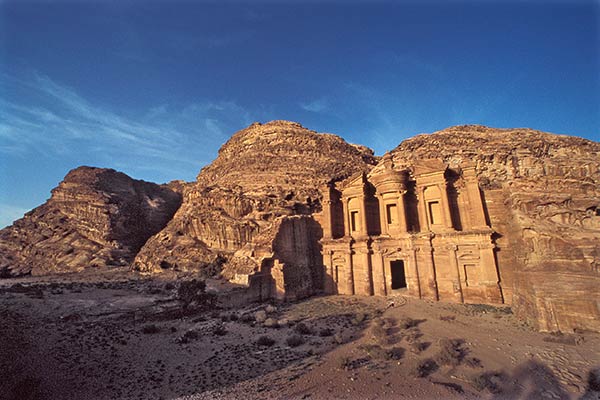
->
[321,159,503,305]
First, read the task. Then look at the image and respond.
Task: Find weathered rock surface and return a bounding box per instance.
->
[133,121,377,286]
[388,125,600,332]
[0,167,181,277]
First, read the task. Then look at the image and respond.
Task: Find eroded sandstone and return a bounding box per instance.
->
[0,167,181,277]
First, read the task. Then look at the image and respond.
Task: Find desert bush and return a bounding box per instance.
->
[435,338,466,366]
[319,327,334,337]
[470,371,506,393]
[178,329,200,343]
[229,313,239,321]
[588,368,600,392]
[141,324,160,334]
[386,347,404,360]
[410,358,438,378]
[294,322,312,335]
[338,355,352,370]
[371,324,391,345]
[212,325,227,336]
[256,335,276,347]
[409,341,428,354]
[398,317,419,329]
[177,279,215,310]
[465,356,483,368]
[286,334,305,347]
[439,315,456,322]
[361,344,387,360]
[333,332,345,344]
[403,327,422,343]
[351,312,367,325]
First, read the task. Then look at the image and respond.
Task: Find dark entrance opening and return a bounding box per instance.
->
[390,260,407,289]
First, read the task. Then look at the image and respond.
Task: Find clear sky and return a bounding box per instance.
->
[1,0,599,228]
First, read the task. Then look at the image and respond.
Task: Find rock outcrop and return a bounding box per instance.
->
[0,167,181,277]
[1,121,598,333]
[388,125,600,332]
[133,121,378,294]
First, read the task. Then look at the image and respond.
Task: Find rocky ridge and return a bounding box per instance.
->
[0,167,181,277]
[133,120,377,279]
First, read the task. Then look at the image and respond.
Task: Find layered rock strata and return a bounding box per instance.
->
[133,121,377,300]
[386,125,600,332]
[0,167,181,277]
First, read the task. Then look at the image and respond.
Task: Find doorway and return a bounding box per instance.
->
[390,260,407,289]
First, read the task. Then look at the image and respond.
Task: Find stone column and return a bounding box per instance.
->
[371,244,386,296]
[439,183,454,230]
[446,244,463,303]
[377,194,389,236]
[342,197,350,237]
[359,247,373,295]
[407,245,421,298]
[397,191,408,233]
[418,187,429,231]
[478,242,503,303]
[322,199,332,239]
[420,242,439,300]
[359,195,368,236]
[345,250,355,295]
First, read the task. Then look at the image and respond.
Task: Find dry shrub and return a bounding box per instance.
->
[409,341,428,354]
[410,358,438,378]
[470,371,507,393]
[386,347,404,360]
[338,355,352,370]
[403,327,422,343]
[256,335,276,347]
[398,317,419,330]
[286,334,305,347]
[141,324,160,334]
[435,338,466,366]
[319,327,334,337]
[212,325,227,336]
[294,322,312,335]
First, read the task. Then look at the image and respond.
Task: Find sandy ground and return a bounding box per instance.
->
[1,273,599,400]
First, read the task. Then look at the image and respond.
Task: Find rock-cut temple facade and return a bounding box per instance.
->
[320,156,504,304]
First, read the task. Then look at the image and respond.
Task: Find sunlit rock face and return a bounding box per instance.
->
[133,120,378,284]
[2,121,599,333]
[388,125,600,332]
[0,166,181,277]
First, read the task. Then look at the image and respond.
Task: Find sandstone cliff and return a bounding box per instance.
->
[0,167,181,277]
[388,125,600,332]
[133,121,377,285]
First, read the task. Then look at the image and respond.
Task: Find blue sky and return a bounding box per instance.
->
[1,1,599,228]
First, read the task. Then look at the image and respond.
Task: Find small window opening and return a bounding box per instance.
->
[350,211,359,232]
[428,201,441,225]
[386,204,397,225]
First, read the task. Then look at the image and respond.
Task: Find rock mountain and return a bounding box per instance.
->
[1,121,599,332]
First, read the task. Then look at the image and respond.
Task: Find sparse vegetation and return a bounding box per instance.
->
[294,322,312,335]
[410,358,438,378]
[470,371,507,393]
[212,324,227,336]
[398,317,419,329]
[177,279,216,311]
[434,338,466,366]
[286,334,305,347]
[141,324,160,334]
[337,355,352,370]
[256,335,276,347]
[319,327,333,337]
